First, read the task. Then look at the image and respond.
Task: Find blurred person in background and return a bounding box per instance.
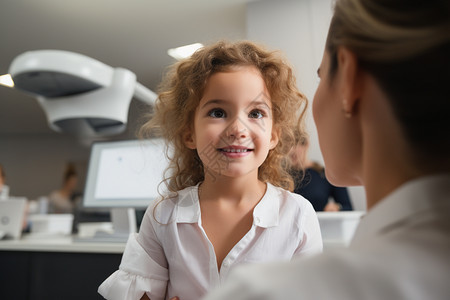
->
[48,163,79,214]
[0,164,10,200]
[290,133,352,211]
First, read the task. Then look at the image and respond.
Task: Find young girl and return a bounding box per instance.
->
[98,41,322,300]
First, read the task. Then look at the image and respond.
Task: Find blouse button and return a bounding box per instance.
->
[222,259,230,267]
[254,217,260,224]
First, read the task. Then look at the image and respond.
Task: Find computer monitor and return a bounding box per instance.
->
[81,138,171,242]
[0,198,27,240]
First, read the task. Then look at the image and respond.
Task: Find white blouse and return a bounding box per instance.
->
[98,183,323,300]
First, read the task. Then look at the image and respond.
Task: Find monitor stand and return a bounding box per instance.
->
[75,208,137,243]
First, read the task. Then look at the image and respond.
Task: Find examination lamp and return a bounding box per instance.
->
[8,50,157,137]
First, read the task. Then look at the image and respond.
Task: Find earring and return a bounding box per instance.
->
[342,98,352,118]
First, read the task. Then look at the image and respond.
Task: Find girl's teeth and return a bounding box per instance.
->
[223,148,247,153]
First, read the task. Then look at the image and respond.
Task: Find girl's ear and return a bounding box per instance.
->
[184,128,196,150]
[269,127,280,150]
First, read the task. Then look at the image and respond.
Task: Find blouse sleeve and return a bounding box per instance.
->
[98,233,169,300]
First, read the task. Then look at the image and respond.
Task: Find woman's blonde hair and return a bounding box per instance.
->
[326,0,450,169]
[140,40,307,194]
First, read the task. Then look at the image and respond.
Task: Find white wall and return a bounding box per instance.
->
[246,0,366,210]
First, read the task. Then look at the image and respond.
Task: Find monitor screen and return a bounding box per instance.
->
[83,139,170,208]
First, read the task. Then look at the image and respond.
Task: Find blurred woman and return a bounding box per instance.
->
[0,164,10,200]
[48,164,79,214]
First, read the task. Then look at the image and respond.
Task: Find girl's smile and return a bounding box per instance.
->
[218,145,254,158]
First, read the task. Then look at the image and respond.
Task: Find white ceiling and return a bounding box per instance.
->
[0,0,261,137]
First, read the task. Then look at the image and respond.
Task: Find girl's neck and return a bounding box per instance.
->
[199,172,266,205]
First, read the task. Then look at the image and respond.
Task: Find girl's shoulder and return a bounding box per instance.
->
[148,185,199,224]
[267,183,315,212]
[264,184,317,229]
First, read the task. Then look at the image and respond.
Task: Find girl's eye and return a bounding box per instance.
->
[208,108,226,118]
[248,109,264,119]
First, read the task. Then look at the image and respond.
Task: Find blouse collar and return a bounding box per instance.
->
[174,182,280,228]
[351,173,450,247]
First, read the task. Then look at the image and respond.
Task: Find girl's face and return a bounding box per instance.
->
[186,66,279,180]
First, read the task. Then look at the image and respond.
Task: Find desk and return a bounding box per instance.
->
[1,213,363,299]
[0,235,124,300]
[318,211,365,250]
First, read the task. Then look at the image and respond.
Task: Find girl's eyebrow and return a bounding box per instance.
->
[201,99,272,110]
[201,99,228,109]
[250,100,271,109]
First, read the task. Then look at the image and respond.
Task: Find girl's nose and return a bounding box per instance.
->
[226,117,248,139]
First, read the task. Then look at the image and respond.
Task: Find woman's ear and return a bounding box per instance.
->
[184,128,196,150]
[337,47,363,115]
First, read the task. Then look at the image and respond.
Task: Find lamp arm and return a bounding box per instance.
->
[134,82,157,105]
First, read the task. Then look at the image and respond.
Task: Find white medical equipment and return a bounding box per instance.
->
[8,50,157,137]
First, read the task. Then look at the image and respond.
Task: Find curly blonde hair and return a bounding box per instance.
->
[140,40,307,193]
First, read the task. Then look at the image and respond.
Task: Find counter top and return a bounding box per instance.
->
[0,234,126,254]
